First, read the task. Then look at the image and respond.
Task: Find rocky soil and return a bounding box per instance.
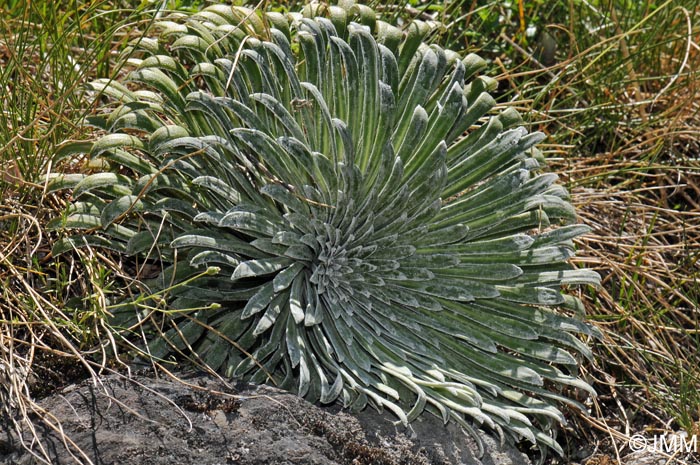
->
[0,370,532,465]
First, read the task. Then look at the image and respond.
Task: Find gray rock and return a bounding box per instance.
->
[1,371,532,465]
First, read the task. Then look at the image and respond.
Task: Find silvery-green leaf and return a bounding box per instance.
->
[220,211,279,237]
[52,234,127,255]
[273,262,305,292]
[73,173,133,198]
[232,257,293,280]
[253,294,286,336]
[497,285,566,306]
[46,173,86,193]
[101,195,144,227]
[241,282,275,319]
[189,250,240,268]
[171,233,261,257]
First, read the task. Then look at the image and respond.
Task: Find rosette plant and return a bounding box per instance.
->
[51,2,600,456]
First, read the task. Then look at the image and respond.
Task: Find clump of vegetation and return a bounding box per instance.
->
[50,2,600,456]
[1,2,155,463]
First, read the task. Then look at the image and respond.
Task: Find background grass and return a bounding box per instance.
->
[1,0,699,463]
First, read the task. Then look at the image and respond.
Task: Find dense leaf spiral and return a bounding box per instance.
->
[51,3,600,455]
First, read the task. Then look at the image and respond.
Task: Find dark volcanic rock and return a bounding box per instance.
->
[0,371,531,465]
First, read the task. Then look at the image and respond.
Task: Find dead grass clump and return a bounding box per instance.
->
[558,85,700,461]
[517,6,700,458]
[0,194,133,465]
